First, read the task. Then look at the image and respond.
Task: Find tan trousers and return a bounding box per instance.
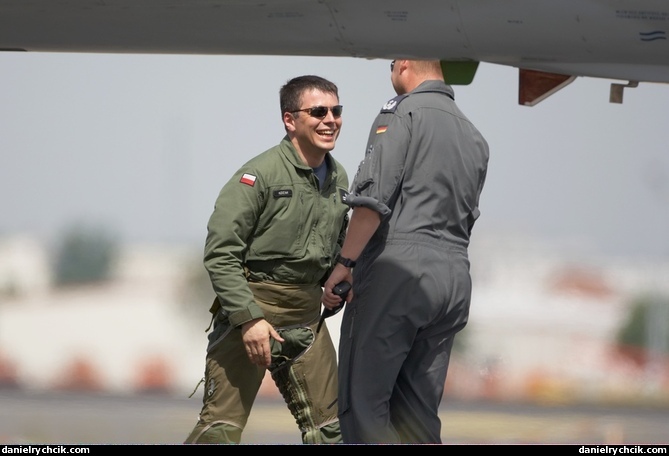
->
[184,281,341,444]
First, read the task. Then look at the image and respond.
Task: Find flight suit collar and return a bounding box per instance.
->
[412,80,455,100]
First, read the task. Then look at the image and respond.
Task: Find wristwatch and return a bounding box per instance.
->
[335,253,356,268]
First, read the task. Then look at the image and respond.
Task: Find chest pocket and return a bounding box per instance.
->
[248,183,310,260]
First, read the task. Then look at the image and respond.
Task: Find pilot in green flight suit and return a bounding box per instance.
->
[184,75,349,444]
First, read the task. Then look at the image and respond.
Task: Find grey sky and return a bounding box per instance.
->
[1,53,668,259]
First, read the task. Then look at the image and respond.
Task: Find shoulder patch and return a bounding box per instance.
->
[380,94,409,113]
[240,173,257,186]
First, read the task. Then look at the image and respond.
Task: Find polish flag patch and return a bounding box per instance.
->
[240,173,257,186]
[376,125,388,134]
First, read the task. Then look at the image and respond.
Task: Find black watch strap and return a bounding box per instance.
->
[335,253,356,268]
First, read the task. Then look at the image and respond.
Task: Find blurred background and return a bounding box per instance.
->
[1,53,668,444]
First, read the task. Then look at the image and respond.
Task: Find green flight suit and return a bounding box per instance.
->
[185,136,349,444]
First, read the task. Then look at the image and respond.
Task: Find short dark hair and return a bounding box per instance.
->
[280,75,339,115]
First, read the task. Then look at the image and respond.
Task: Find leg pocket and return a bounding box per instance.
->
[269,327,314,372]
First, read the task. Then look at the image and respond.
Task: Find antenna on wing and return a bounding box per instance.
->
[610,81,639,104]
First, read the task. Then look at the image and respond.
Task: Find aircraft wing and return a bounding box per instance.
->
[1,0,668,105]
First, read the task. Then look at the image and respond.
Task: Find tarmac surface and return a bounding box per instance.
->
[1,389,668,445]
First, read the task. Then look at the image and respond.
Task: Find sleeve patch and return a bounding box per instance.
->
[240,173,257,186]
[380,94,409,113]
[376,125,388,134]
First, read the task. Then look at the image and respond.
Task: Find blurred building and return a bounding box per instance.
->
[0,235,51,297]
[0,233,668,406]
[452,233,669,405]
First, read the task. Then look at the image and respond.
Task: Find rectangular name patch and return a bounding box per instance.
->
[273,189,292,198]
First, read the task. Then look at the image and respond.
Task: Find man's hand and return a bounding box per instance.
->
[321,264,354,310]
[241,318,284,368]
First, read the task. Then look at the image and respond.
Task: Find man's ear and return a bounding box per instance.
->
[398,59,408,73]
[283,111,297,132]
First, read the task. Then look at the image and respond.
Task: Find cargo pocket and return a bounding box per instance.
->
[268,327,314,373]
[336,324,354,415]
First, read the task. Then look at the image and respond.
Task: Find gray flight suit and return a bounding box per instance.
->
[338,80,489,443]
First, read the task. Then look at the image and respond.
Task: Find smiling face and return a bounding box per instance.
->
[284,88,342,167]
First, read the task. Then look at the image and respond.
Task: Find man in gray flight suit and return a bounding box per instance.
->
[322,60,489,443]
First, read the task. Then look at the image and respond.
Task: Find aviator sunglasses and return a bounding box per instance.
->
[291,105,343,118]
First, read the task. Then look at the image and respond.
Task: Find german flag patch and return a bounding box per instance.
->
[376,125,388,134]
